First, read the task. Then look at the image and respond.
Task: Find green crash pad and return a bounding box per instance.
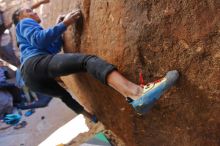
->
[80,132,111,146]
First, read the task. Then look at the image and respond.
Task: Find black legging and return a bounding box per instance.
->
[21,53,116,113]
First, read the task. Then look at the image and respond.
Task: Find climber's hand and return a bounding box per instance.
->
[56,15,65,24]
[63,9,81,26]
[40,0,50,4]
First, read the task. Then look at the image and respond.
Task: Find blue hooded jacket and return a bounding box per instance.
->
[16,18,67,66]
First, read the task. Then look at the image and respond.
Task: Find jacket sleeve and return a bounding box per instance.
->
[19,18,67,49]
[47,36,63,54]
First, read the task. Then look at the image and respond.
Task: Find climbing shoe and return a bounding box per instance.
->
[128,70,179,115]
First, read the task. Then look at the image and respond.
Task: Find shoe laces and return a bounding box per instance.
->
[142,82,155,94]
[142,78,165,94]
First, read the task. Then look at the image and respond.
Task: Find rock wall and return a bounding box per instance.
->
[6,0,220,145]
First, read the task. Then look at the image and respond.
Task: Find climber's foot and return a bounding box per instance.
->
[127,70,179,115]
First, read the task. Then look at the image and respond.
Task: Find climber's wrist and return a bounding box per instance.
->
[63,19,71,27]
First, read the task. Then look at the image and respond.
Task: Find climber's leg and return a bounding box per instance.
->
[48,53,143,99]
[28,53,179,115]
[107,71,143,99]
[47,53,116,84]
[48,53,179,110]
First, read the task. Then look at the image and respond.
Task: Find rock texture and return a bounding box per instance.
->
[44,0,220,146]
[5,0,220,145]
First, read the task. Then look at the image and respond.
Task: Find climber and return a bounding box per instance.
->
[11,8,179,121]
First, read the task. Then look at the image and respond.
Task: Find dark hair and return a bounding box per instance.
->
[12,9,21,25]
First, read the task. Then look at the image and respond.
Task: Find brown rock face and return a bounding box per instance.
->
[37,0,220,145]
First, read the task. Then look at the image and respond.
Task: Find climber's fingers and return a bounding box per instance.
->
[65,9,81,21]
[63,9,82,26]
[56,15,65,24]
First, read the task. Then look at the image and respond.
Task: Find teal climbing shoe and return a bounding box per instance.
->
[129,70,179,115]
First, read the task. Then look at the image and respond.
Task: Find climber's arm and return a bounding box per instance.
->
[31,0,50,10]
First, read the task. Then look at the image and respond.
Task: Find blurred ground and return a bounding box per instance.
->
[0,97,124,146]
[0,98,74,146]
